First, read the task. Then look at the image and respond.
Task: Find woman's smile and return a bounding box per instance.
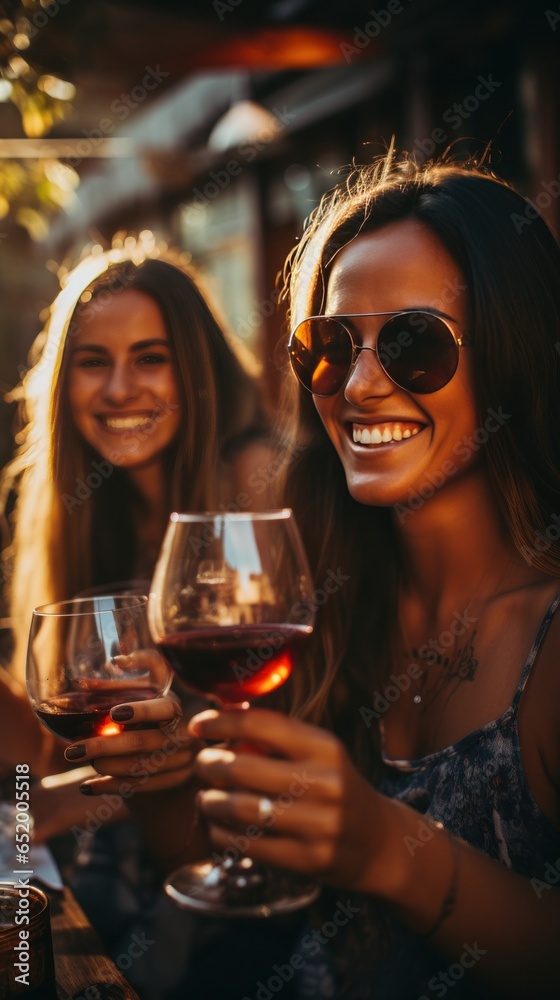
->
[350,421,426,446]
[96,411,159,433]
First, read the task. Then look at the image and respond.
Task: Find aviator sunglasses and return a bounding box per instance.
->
[288,310,468,397]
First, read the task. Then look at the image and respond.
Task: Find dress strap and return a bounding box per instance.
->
[511,591,560,711]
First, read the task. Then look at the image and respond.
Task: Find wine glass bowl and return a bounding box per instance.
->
[27,595,172,743]
[148,510,314,707]
[148,510,319,916]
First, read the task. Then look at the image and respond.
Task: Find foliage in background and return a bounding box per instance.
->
[0,0,79,238]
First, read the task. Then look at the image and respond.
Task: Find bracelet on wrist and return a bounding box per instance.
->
[420,820,461,942]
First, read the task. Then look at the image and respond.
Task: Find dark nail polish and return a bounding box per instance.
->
[65,744,86,761]
[111,705,134,721]
[79,783,94,796]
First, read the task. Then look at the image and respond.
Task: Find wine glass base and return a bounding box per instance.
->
[164,857,320,918]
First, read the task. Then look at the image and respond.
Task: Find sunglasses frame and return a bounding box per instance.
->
[288,310,468,397]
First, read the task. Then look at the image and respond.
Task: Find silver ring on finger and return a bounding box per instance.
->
[257,796,275,824]
[160,711,183,735]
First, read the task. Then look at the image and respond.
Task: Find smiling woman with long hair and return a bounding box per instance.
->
[0,242,271,771]
[66,158,560,998]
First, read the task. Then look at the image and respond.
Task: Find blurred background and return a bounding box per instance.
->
[0,0,558,465]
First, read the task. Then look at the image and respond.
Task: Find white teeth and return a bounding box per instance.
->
[352,424,423,446]
[103,416,153,430]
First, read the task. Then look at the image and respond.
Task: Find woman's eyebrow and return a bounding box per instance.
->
[129,339,170,351]
[328,306,459,323]
[71,338,170,354]
[71,343,107,354]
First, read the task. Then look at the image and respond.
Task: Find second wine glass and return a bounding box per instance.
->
[27,595,172,743]
[148,509,318,917]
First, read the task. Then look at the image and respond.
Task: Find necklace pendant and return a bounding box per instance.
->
[413,694,422,705]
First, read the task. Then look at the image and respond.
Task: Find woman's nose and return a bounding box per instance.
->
[342,346,395,403]
[101,363,137,403]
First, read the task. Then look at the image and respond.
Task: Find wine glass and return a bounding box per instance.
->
[27,595,172,743]
[148,509,318,917]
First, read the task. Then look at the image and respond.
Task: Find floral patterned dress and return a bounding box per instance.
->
[295,593,560,999]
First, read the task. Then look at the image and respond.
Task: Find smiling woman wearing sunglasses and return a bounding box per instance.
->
[77,154,560,998]
[184,154,560,999]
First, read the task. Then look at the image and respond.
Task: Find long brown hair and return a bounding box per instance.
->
[279,153,560,779]
[2,245,268,681]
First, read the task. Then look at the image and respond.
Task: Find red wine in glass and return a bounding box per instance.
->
[148,509,318,917]
[34,686,164,741]
[27,595,172,744]
[158,623,312,704]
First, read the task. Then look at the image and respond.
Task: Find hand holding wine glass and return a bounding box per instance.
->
[148,509,318,916]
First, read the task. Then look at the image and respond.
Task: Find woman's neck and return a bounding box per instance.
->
[392,467,534,618]
[127,462,168,521]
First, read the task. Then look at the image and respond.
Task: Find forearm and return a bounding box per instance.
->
[33,770,130,842]
[0,670,66,776]
[368,797,559,997]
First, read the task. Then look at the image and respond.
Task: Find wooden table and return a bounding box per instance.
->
[50,885,140,1000]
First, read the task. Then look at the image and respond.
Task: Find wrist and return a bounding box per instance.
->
[375,800,464,935]
[359,794,414,901]
[361,797,460,923]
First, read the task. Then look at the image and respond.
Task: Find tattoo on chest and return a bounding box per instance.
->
[408,630,479,713]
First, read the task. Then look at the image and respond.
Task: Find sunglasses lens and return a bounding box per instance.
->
[377,313,459,393]
[289,318,352,396]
